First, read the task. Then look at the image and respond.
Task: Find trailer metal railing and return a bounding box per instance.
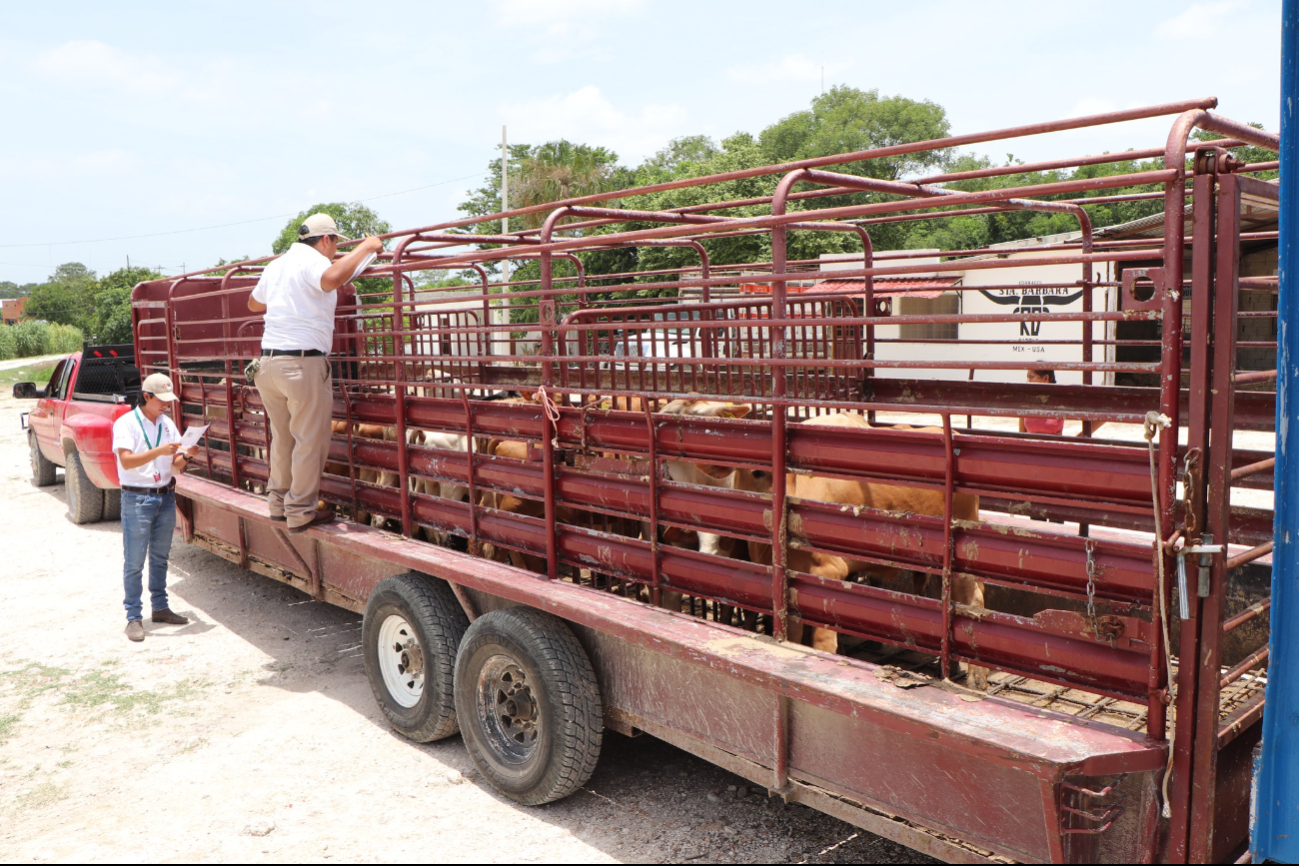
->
[132,99,1279,863]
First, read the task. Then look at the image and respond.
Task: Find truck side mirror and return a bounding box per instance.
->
[12,382,42,399]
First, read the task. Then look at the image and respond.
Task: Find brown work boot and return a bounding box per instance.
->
[152,609,189,625]
[125,620,144,642]
[288,508,335,534]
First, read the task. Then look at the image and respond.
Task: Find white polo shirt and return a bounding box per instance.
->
[250,242,337,354]
[112,408,181,488]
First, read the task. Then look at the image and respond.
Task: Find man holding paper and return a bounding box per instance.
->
[246,213,383,534]
[112,372,199,641]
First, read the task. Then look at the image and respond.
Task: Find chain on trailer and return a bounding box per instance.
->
[129,99,1280,863]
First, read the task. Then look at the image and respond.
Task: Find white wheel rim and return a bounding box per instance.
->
[377,614,424,708]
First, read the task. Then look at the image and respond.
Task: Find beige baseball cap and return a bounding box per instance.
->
[298,213,341,240]
[141,372,179,402]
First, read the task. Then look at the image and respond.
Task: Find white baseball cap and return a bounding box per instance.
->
[298,213,341,240]
[141,372,179,402]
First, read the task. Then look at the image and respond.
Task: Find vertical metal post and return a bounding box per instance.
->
[538,209,568,582]
[392,263,413,537]
[644,402,662,608]
[498,126,511,359]
[1168,165,1220,862]
[769,173,804,643]
[940,415,956,682]
[1187,169,1242,865]
[1253,2,1299,860]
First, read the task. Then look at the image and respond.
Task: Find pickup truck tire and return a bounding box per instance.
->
[29,433,57,487]
[362,573,468,743]
[454,607,603,806]
[65,451,104,524]
[102,488,122,522]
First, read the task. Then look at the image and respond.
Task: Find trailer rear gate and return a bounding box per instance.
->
[133,99,1279,863]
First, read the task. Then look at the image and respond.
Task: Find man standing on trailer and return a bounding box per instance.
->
[113,372,199,642]
[246,213,382,533]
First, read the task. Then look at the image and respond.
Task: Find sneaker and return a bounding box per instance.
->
[288,508,336,534]
[151,609,189,625]
[125,620,145,642]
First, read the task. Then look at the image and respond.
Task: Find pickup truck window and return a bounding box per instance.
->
[73,354,141,401]
[45,360,70,400]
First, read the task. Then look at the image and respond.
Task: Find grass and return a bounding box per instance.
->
[0,660,206,744]
[16,782,67,811]
[61,670,204,717]
[0,360,58,389]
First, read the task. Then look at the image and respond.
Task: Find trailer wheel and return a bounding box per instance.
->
[362,574,468,742]
[102,488,121,522]
[30,433,56,487]
[454,607,602,806]
[65,451,104,524]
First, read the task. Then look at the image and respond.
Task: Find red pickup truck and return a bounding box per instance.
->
[16,345,142,524]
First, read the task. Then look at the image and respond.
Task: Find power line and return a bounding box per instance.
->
[0,170,488,250]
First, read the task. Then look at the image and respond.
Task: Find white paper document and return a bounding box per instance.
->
[350,252,378,283]
[179,424,209,450]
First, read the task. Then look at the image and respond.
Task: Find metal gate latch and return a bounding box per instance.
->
[1176,536,1225,617]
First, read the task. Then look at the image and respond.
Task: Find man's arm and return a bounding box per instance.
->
[117,443,180,470]
[320,237,384,293]
[248,297,266,313]
[171,446,199,474]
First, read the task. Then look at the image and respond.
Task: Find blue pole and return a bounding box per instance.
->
[1254,1,1299,861]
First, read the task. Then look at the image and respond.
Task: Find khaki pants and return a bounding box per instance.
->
[254,355,332,527]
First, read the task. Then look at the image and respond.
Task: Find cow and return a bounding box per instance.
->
[650,397,752,614]
[735,412,989,689]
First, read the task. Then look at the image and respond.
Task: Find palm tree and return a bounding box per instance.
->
[514,140,620,229]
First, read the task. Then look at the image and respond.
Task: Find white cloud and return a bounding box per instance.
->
[1155,1,1248,40]
[489,0,646,63]
[35,41,178,94]
[491,0,645,26]
[726,54,851,85]
[501,85,687,161]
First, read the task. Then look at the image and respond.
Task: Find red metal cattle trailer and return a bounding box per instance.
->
[131,99,1279,863]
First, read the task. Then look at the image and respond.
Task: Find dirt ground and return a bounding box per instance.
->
[0,391,932,865]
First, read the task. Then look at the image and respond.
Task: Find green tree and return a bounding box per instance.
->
[511,140,623,230]
[758,86,950,179]
[271,202,391,255]
[0,280,39,299]
[93,265,163,344]
[25,263,99,333]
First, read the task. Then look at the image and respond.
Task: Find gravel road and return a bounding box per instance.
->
[0,391,933,864]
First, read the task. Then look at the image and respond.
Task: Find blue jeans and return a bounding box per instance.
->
[121,490,177,621]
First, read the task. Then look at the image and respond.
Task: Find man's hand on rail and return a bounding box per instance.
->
[321,235,384,294]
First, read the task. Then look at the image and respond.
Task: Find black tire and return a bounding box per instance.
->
[65,451,104,525]
[454,607,603,806]
[29,433,56,487]
[102,488,122,522]
[362,573,468,742]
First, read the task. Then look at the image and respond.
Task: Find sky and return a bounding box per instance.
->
[0,0,1283,285]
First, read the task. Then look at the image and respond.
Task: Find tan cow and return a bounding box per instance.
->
[651,397,752,613]
[736,412,989,689]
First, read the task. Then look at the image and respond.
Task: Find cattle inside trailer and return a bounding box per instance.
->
[131,98,1279,863]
